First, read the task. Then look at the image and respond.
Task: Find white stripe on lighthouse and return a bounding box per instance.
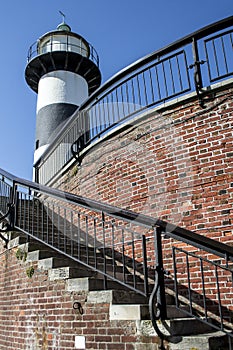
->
[36,70,88,113]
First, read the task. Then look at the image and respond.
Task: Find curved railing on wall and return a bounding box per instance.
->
[34,16,233,185]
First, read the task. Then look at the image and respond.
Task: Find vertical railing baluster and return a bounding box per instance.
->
[186,253,193,314]
[111,221,115,278]
[142,71,148,106]
[120,84,125,118]
[212,39,220,77]
[64,208,67,253]
[169,58,175,95]
[41,199,44,241]
[131,231,136,289]
[51,204,54,246]
[154,227,167,319]
[46,202,49,243]
[102,212,107,289]
[70,211,74,256]
[31,195,34,236]
[142,234,149,295]
[94,218,97,269]
[121,227,125,284]
[115,88,120,122]
[125,81,130,115]
[111,91,115,125]
[136,74,142,106]
[155,65,161,101]
[162,61,168,97]
[27,189,30,233]
[149,68,155,103]
[176,54,183,91]
[221,36,228,74]
[106,94,110,128]
[215,265,224,331]
[57,206,60,249]
[77,213,80,260]
[200,258,207,320]
[131,78,136,111]
[172,247,179,308]
[85,215,89,264]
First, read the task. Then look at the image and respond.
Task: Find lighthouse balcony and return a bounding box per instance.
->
[27,31,99,68]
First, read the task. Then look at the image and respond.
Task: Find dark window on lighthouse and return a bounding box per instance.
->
[36,140,39,150]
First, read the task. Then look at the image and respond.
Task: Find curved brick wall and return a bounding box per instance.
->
[0,82,232,350]
[57,83,233,243]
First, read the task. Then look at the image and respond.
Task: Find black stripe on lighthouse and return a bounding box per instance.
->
[36,103,78,147]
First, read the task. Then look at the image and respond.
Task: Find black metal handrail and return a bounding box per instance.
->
[0,167,233,343]
[1,167,233,261]
[34,16,233,185]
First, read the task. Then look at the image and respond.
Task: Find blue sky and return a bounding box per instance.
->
[0,0,232,180]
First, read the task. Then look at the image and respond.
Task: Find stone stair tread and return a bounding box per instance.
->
[8,235,28,249]
[168,316,216,336]
[38,256,82,269]
[27,250,62,262]
[48,266,97,280]
[109,303,150,320]
[169,330,233,350]
[67,276,132,292]
[17,241,49,252]
[166,305,193,319]
[87,289,149,305]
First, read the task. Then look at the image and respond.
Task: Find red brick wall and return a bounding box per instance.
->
[0,246,160,350]
[57,85,233,244]
[0,84,232,349]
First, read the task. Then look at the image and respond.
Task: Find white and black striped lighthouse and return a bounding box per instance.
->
[25,17,101,164]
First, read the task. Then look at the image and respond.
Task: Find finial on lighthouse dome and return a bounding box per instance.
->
[57,11,71,32]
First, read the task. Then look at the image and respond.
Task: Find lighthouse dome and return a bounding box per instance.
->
[56,22,71,32]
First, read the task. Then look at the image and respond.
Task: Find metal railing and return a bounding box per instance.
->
[0,167,233,344]
[34,16,233,185]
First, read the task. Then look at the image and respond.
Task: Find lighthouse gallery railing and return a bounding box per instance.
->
[34,16,233,185]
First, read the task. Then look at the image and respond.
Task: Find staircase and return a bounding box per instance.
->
[1,168,233,349]
[6,231,232,350]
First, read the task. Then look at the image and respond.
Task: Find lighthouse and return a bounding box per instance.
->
[25,15,101,164]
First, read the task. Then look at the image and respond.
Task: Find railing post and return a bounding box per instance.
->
[154,226,167,320]
[142,234,149,296]
[149,226,168,344]
[150,227,167,320]
[34,165,39,184]
[191,37,205,107]
[10,181,18,229]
